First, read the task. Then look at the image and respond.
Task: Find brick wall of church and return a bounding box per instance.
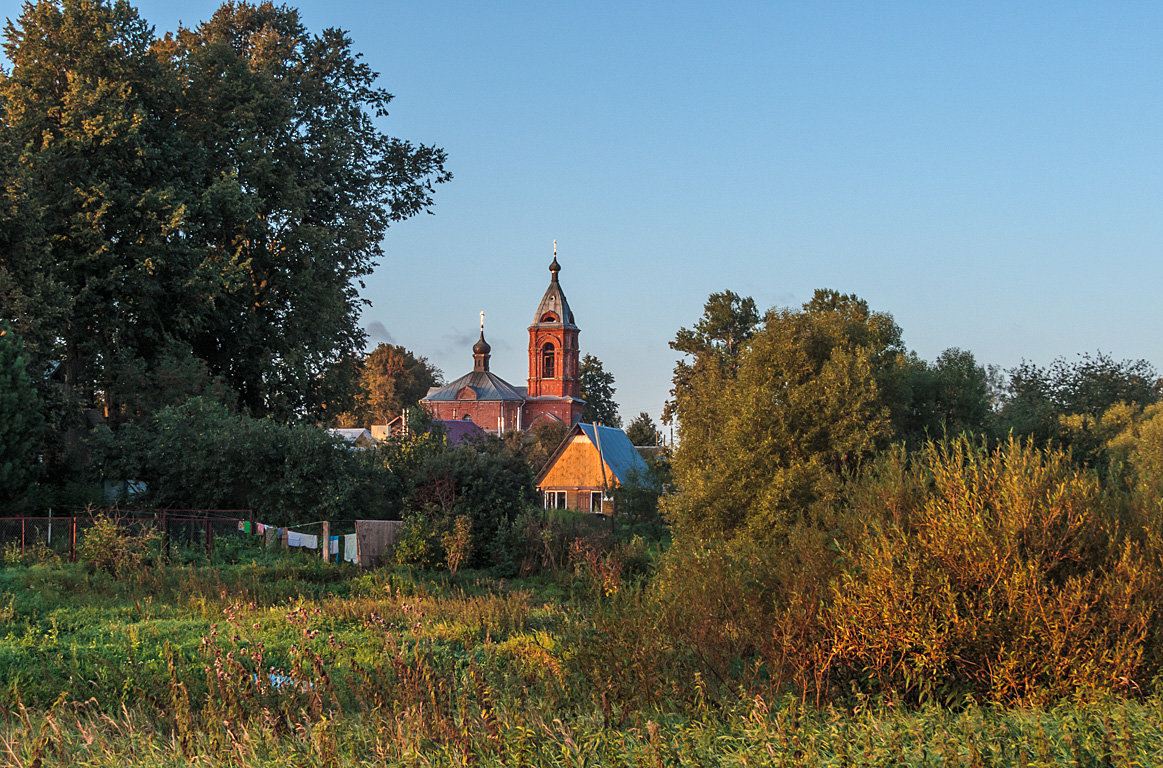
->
[425,399,524,432]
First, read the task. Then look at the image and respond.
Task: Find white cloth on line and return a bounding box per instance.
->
[343,533,357,563]
[287,531,318,549]
[329,536,339,555]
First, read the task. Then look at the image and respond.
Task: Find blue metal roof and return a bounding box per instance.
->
[577,423,651,485]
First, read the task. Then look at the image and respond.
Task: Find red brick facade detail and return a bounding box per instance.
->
[526,325,580,399]
[427,399,524,433]
[522,397,582,427]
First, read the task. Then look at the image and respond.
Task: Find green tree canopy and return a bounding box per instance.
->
[335,343,441,426]
[997,352,1160,449]
[579,353,620,426]
[1,0,188,465]
[667,289,905,544]
[167,4,449,419]
[625,411,661,447]
[664,290,759,424]
[0,0,450,474]
[892,347,993,446]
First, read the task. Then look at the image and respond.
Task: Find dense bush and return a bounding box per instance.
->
[393,513,444,570]
[77,514,163,579]
[403,439,538,569]
[646,437,1163,706]
[90,397,402,524]
[828,438,1161,703]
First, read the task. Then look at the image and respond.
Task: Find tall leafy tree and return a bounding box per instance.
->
[579,353,621,426]
[663,290,758,424]
[668,289,905,544]
[167,3,450,419]
[0,0,451,464]
[335,343,441,426]
[1,0,191,464]
[625,411,661,447]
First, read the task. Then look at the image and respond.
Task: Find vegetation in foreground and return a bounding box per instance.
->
[3,551,1163,767]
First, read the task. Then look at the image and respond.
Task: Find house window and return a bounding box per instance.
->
[590,492,603,514]
[461,414,472,420]
[544,491,567,510]
[542,343,555,378]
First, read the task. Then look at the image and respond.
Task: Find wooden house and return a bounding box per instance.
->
[535,423,650,514]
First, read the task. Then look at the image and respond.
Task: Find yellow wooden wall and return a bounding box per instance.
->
[538,435,616,491]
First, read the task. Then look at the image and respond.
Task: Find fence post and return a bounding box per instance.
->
[70,517,77,563]
[205,518,212,559]
[321,521,330,564]
[21,515,26,554]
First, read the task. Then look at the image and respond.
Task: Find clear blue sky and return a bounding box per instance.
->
[15,2,1163,427]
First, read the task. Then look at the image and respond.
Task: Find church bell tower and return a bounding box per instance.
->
[527,246,580,401]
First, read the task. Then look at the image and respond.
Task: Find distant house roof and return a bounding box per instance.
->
[435,419,487,447]
[327,428,376,447]
[423,369,527,403]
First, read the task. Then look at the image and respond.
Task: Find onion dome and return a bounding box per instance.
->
[473,332,491,356]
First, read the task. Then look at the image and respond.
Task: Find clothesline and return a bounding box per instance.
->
[245,520,350,559]
[234,518,399,566]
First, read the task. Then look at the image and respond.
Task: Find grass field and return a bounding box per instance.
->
[3,545,1163,766]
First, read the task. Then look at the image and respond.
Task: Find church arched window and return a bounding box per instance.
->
[542,342,555,379]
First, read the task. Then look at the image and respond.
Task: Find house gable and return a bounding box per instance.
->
[537,433,613,491]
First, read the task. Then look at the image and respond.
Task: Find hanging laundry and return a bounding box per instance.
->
[343,533,358,564]
[329,536,339,556]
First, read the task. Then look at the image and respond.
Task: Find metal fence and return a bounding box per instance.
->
[0,509,253,562]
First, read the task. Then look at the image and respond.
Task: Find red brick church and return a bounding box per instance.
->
[421,253,585,432]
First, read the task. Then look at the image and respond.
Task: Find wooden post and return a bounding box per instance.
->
[21,515,26,554]
[321,521,330,564]
[70,517,77,563]
[593,423,613,534]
